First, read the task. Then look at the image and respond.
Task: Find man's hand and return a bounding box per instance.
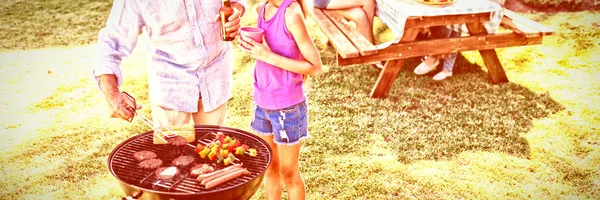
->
[215,2,245,38]
[99,75,142,122]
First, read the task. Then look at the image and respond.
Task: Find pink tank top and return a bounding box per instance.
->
[253,0,305,110]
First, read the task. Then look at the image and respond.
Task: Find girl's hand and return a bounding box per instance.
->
[237,35,272,61]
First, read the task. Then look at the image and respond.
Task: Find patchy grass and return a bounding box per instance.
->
[1,1,599,200]
[522,0,587,9]
[0,0,112,50]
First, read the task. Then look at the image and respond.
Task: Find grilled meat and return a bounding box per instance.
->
[139,158,163,170]
[166,136,188,147]
[172,155,195,168]
[133,150,157,161]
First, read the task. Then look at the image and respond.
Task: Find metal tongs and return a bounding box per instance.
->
[122,92,195,149]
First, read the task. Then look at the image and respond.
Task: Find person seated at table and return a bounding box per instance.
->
[312,0,376,44]
[414,0,506,81]
[313,0,382,68]
[413,26,460,81]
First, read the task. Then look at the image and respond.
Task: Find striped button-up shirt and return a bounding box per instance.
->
[93,0,247,112]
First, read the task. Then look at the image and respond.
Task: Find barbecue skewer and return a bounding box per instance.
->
[196,139,241,165]
[206,132,257,156]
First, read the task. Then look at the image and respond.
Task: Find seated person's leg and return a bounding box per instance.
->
[335,7,373,44]
[314,0,380,68]
[312,0,332,9]
[334,7,383,69]
[414,26,453,75]
[313,0,376,44]
[432,30,461,81]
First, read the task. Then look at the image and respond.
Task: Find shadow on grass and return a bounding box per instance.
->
[308,49,564,164]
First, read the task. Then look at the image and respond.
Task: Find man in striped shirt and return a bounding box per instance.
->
[93,0,247,127]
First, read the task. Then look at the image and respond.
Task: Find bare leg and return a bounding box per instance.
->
[152,98,227,127]
[335,7,374,44]
[326,0,376,23]
[278,142,305,200]
[192,100,227,126]
[256,134,283,200]
[325,0,376,43]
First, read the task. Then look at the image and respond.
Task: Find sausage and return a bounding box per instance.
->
[200,165,242,185]
[196,164,242,185]
[199,164,242,185]
[196,164,241,182]
[204,168,250,189]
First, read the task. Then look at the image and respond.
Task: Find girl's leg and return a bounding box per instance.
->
[259,101,308,200]
[278,143,305,200]
[250,105,283,200]
[256,134,284,200]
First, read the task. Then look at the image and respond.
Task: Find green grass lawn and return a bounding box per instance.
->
[1,0,599,199]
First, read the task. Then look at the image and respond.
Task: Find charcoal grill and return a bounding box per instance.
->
[108,125,272,200]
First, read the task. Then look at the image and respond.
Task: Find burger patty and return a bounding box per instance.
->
[166,136,188,147]
[139,158,163,170]
[172,155,195,168]
[155,166,180,180]
[189,163,215,177]
[133,150,157,162]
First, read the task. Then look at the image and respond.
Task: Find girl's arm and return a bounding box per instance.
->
[240,2,323,77]
[254,1,264,14]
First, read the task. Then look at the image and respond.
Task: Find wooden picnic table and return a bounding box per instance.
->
[309,0,554,98]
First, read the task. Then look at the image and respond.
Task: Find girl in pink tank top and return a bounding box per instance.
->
[238,0,322,199]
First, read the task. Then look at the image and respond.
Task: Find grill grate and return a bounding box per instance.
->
[109,127,271,194]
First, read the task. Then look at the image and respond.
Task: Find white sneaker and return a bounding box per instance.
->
[414,58,439,75]
[433,71,453,81]
[369,62,384,69]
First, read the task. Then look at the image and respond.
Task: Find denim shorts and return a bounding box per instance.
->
[313,0,332,8]
[250,101,309,146]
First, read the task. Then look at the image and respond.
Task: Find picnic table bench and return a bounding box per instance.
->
[308,0,554,98]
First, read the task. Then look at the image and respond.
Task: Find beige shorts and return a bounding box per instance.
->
[151,99,227,127]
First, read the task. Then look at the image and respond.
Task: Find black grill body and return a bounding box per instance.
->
[108,125,272,200]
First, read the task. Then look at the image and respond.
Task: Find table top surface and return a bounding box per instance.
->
[376,0,504,45]
[377,0,502,17]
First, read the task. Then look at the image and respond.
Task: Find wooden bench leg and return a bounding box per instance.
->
[370,59,405,98]
[479,49,509,84]
[466,21,509,84]
[368,28,420,98]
